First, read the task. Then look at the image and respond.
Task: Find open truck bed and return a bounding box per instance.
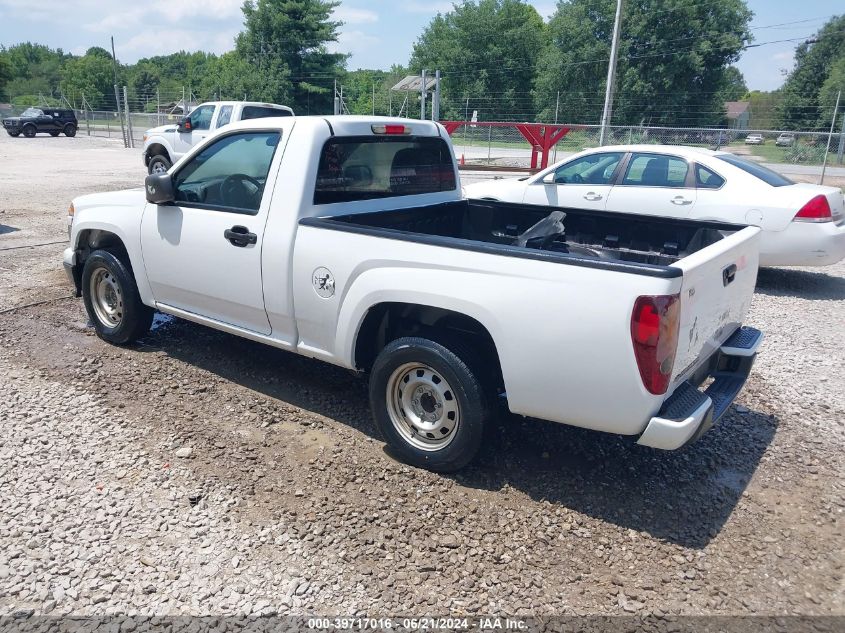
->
[302,199,745,276]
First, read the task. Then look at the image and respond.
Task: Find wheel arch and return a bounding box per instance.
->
[144,141,172,165]
[352,301,505,393]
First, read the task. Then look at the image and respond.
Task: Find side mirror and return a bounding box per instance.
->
[177,117,192,133]
[145,173,175,205]
[541,172,556,184]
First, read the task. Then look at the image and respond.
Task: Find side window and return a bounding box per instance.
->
[188,105,215,131]
[622,153,689,187]
[553,153,623,185]
[216,105,233,128]
[173,131,280,214]
[696,164,725,189]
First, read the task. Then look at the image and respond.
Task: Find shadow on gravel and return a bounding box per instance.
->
[137,317,777,550]
[756,267,845,300]
[0,224,21,235]
[458,407,777,549]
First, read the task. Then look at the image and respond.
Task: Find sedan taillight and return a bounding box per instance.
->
[794,195,832,223]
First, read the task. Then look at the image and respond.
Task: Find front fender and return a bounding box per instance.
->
[70,212,153,306]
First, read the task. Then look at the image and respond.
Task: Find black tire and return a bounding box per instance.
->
[63,123,77,137]
[22,124,36,138]
[7,131,20,137]
[49,131,60,137]
[81,249,153,345]
[147,154,172,175]
[369,337,491,472]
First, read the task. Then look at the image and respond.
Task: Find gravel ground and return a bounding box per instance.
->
[0,132,843,619]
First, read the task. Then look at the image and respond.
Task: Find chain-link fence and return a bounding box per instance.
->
[447,123,845,169]
[3,96,843,171]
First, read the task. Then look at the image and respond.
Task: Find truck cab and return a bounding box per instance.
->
[142,101,294,174]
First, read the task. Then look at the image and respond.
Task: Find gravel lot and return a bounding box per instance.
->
[0,132,843,619]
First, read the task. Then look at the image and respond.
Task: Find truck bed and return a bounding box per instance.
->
[301,199,745,277]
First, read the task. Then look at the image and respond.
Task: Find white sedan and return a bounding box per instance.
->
[464,145,845,267]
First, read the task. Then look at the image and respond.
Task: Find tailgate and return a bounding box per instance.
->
[671,226,761,386]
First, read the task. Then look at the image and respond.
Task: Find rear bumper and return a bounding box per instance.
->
[637,326,763,450]
[760,220,845,267]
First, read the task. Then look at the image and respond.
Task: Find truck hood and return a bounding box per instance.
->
[73,188,146,212]
[145,123,177,135]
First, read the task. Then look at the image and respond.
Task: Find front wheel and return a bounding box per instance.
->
[7,131,20,137]
[369,337,491,472]
[64,123,77,137]
[82,250,153,345]
[147,154,171,175]
[22,125,36,138]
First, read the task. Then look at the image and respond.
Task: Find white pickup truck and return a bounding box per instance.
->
[142,101,294,174]
[64,116,763,472]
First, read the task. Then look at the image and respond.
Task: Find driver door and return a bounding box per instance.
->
[523,152,624,211]
[174,104,216,160]
[140,129,285,335]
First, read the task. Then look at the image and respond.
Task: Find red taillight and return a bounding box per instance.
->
[631,294,680,395]
[794,195,832,222]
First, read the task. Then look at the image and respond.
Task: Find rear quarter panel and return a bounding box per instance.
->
[292,225,680,436]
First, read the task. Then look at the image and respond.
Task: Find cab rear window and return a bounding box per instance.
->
[314,137,456,205]
[241,106,293,120]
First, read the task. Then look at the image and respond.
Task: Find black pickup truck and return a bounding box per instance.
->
[2,107,78,138]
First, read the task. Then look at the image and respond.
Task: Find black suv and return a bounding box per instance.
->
[2,107,78,138]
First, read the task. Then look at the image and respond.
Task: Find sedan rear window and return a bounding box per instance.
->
[715,154,793,187]
[314,137,456,205]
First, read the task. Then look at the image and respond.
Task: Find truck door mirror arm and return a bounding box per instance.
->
[145,173,176,205]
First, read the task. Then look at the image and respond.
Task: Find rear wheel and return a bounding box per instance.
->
[148,154,171,175]
[63,123,77,137]
[81,250,153,345]
[369,337,491,472]
[22,125,36,138]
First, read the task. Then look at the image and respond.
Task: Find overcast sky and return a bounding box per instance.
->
[0,0,841,92]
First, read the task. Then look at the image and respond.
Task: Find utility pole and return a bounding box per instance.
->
[598,0,624,146]
[110,36,127,148]
[420,70,427,120]
[433,70,441,121]
[372,82,375,116]
[819,89,841,185]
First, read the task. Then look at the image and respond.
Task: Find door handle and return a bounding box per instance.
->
[671,196,693,205]
[583,192,603,201]
[224,225,257,247]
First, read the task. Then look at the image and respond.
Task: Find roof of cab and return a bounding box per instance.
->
[216,115,444,137]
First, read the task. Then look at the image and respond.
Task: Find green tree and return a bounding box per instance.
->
[236,0,346,113]
[535,0,752,126]
[716,66,748,103]
[410,0,546,121]
[0,49,12,96]
[778,15,845,130]
[131,62,161,104]
[60,53,115,108]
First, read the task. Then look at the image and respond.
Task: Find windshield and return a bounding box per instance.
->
[22,107,43,117]
[715,154,794,187]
